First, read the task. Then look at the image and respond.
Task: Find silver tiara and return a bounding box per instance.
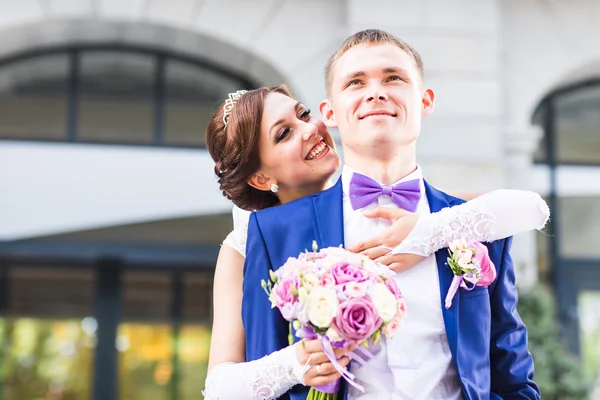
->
[223,90,248,126]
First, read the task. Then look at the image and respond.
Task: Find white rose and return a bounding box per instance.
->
[305,287,339,328]
[302,273,319,291]
[326,326,343,342]
[297,287,308,303]
[450,238,468,253]
[371,283,397,323]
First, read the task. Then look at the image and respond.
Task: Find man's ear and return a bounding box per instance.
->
[247,173,274,192]
[421,88,435,117]
[319,99,338,128]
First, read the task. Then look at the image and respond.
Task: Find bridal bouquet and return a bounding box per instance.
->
[261,242,407,400]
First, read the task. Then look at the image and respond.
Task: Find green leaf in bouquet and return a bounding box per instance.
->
[372,329,381,344]
[269,269,278,283]
[288,322,294,346]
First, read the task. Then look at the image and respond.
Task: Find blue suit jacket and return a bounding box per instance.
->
[242,178,540,399]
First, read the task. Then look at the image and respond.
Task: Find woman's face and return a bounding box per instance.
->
[253,92,340,198]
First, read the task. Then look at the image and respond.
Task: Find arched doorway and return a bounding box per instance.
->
[533,77,600,387]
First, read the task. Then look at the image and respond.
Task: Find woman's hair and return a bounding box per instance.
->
[205,84,293,211]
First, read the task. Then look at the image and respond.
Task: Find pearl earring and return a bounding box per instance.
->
[270,183,279,193]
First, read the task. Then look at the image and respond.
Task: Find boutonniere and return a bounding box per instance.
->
[445,238,497,309]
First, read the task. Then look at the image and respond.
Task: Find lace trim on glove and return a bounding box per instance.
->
[222,222,249,258]
[203,345,307,400]
[394,204,496,257]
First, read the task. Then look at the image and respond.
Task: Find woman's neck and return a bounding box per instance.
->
[277,179,333,205]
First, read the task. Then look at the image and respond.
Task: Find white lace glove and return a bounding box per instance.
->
[203,345,308,400]
[392,190,550,256]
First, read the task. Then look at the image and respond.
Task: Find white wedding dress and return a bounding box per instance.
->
[203,189,550,400]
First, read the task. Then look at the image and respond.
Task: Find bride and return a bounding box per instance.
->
[202,85,549,400]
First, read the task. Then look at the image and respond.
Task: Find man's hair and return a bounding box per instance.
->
[325,29,424,96]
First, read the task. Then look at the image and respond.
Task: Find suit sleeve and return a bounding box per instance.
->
[489,237,541,399]
[242,212,291,363]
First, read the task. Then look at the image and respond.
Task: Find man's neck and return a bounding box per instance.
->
[343,145,418,185]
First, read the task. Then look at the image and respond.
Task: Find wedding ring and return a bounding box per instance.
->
[315,364,322,375]
[379,245,393,251]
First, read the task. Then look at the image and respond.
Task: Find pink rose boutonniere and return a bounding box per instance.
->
[445,238,497,309]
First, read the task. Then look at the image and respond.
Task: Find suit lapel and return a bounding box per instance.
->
[423,180,462,363]
[311,178,345,249]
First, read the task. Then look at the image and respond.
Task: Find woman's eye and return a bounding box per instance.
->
[276,128,290,143]
[299,109,311,120]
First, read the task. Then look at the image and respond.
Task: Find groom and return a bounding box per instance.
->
[242,29,539,399]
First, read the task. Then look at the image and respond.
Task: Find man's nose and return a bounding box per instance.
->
[366,89,388,102]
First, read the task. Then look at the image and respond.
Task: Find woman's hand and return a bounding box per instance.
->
[348,207,425,272]
[294,339,357,387]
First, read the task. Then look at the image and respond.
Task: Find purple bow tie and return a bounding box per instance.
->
[348,172,421,211]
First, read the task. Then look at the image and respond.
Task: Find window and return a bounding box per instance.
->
[79,52,155,144]
[164,60,233,147]
[558,196,600,259]
[0,55,69,140]
[555,85,600,164]
[0,47,255,147]
[0,267,95,399]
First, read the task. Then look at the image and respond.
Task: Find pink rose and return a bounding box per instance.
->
[280,302,303,321]
[344,281,367,298]
[274,276,299,308]
[331,262,370,285]
[332,296,382,345]
[396,298,408,319]
[382,313,404,338]
[384,278,402,299]
[319,273,336,288]
[467,239,496,286]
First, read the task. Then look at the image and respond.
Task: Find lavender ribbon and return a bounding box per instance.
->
[315,336,365,394]
[444,274,479,309]
[348,172,421,211]
[348,347,414,400]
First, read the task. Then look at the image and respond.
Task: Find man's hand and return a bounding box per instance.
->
[348,207,425,272]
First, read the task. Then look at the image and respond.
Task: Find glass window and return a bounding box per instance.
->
[536,198,552,282]
[164,60,238,147]
[179,272,213,396]
[0,55,68,140]
[182,272,213,322]
[179,324,211,398]
[555,85,600,164]
[79,52,155,144]
[122,271,173,321]
[0,267,95,399]
[118,323,173,400]
[559,196,600,258]
[119,271,173,399]
[532,102,548,163]
[579,291,600,385]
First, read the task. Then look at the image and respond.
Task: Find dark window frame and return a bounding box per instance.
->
[0,44,258,148]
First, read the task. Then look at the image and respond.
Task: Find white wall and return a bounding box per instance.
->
[0,141,231,240]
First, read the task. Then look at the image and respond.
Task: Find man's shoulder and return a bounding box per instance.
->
[255,179,343,221]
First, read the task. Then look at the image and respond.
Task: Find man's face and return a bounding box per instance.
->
[321,43,434,155]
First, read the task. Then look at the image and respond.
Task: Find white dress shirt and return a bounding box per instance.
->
[342,165,462,400]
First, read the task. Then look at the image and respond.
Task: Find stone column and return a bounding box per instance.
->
[503,125,543,292]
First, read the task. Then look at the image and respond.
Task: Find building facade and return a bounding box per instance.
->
[0,0,599,398]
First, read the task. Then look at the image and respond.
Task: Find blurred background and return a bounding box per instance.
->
[0,0,599,399]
